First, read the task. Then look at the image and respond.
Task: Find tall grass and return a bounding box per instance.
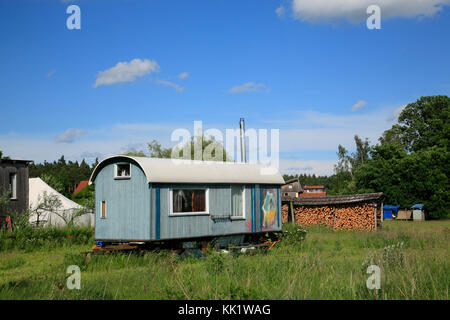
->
[0,225,93,252]
[0,220,448,300]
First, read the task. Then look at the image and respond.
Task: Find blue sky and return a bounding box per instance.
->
[1,0,449,175]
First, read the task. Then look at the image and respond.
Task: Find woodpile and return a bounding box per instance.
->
[281,193,383,231]
[293,203,376,231]
[282,204,289,224]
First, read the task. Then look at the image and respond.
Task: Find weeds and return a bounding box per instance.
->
[0,226,93,252]
[0,220,448,300]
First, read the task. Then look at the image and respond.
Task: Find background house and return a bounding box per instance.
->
[0,158,32,217]
[300,185,326,197]
[73,180,89,195]
[281,178,303,197]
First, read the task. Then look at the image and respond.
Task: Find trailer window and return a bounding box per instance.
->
[101,201,106,218]
[115,163,130,179]
[231,185,245,219]
[170,189,208,215]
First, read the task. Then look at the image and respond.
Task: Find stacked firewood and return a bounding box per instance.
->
[281,204,289,224]
[293,203,376,231]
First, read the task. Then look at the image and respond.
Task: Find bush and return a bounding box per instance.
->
[277,224,307,248]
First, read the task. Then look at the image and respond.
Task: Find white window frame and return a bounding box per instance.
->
[230,185,246,220]
[169,188,210,216]
[114,163,131,179]
[9,173,17,200]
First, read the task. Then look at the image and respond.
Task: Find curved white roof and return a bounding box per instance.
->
[89,156,285,185]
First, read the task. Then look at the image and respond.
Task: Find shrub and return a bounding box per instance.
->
[277,224,307,247]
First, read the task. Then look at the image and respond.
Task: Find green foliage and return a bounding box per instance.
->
[205,252,226,274]
[0,225,93,252]
[382,242,404,268]
[147,136,231,161]
[326,95,449,218]
[147,139,173,158]
[278,224,307,248]
[283,173,330,187]
[1,220,448,300]
[29,156,97,199]
[72,185,95,209]
[40,174,66,195]
[0,191,11,216]
[0,150,10,160]
[122,149,148,157]
[398,95,450,152]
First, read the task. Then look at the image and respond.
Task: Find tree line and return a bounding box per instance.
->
[28,156,98,201]
[2,95,448,218]
[284,96,449,219]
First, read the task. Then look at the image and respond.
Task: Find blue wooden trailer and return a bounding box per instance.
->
[89,156,285,250]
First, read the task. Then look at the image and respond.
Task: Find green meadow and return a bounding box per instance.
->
[0,220,448,300]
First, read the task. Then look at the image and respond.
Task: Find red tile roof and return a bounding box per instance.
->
[299,192,327,197]
[73,180,89,194]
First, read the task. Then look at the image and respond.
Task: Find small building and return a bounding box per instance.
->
[89,156,284,244]
[299,185,326,197]
[411,203,425,221]
[396,209,412,220]
[0,158,33,218]
[73,180,89,195]
[383,204,400,219]
[281,178,302,197]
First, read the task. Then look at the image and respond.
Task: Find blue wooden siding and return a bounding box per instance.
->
[94,162,151,240]
[153,183,281,240]
[94,160,281,241]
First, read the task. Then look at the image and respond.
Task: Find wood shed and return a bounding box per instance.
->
[282,193,384,231]
[89,156,285,245]
[0,158,33,218]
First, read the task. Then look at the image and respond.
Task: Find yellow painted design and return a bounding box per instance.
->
[264,209,277,226]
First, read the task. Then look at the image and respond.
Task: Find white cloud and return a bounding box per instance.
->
[229,82,267,94]
[280,159,336,176]
[351,100,367,112]
[153,79,184,92]
[177,72,189,80]
[387,105,406,121]
[93,58,160,88]
[291,0,450,24]
[276,5,286,18]
[55,128,86,143]
[264,108,397,153]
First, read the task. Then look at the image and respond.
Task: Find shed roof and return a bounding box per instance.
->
[0,159,33,165]
[89,156,285,185]
[282,192,383,206]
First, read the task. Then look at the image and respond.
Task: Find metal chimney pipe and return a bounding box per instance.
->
[239,118,246,163]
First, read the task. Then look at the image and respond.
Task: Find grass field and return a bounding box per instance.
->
[0,220,448,300]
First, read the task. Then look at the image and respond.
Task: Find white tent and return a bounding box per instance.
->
[28,177,93,227]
